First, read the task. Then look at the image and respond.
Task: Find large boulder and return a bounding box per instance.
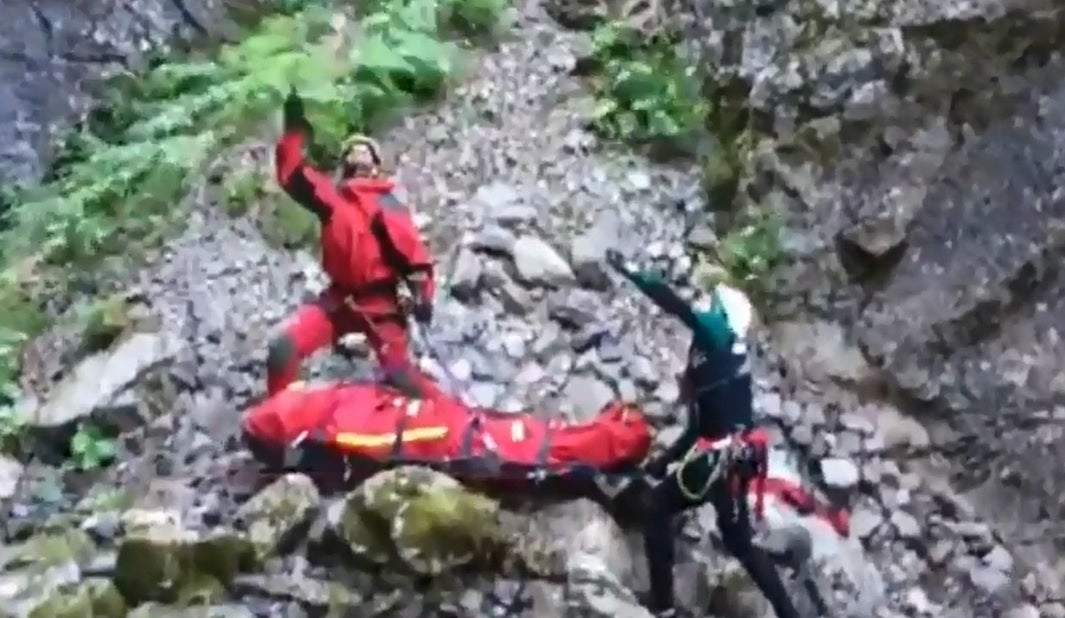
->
[335,466,513,576]
[234,473,320,561]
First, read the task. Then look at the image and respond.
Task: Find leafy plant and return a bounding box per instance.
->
[68,424,117,471]
[0,406,27,455]
[78,294,132,354]
[0,0,507,460]
[587,23,707,152]
[714,209,784,287]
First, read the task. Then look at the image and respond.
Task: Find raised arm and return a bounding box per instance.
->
[606,250,698,327]
[606,250,732,352]
[274,90,345,220]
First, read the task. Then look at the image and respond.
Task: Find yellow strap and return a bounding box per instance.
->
[334,426,448,448]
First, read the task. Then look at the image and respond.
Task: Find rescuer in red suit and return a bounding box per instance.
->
[267,88,440,400]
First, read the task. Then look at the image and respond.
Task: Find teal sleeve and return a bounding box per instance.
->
[622,269,699,330]
[622,270,733,352]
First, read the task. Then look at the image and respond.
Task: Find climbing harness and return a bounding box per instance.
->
[675,429,769,522]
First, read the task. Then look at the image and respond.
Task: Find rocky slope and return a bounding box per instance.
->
[1,0,1062,616]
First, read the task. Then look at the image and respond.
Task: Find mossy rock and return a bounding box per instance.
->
[113,511,258,606]
[236,472,321,561]
[337,467,443,568]
[337,466,506,576]
[4,526,97,571]
[391,484,504,575]
[27,578,126,618]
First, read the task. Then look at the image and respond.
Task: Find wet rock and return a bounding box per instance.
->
[512,236,576,287]
[0,0,233,184]
[235,473,320,561]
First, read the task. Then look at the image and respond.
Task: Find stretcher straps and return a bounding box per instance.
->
[390,404,411,461]
[535,424,554,470]
[460,417,479,458]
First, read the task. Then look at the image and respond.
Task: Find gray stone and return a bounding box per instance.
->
[470,224,518,254]
[570,211,620,290]
[563,375,615,421]
[819,457,860,489]
[513,235,576,287]
[449,248,484,301]
[890,510,922,540]
[32,331,185,430]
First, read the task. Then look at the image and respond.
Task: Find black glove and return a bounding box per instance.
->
[643,457,668,479]
[283,88,308,132]
[605,248,628,273]
[413,300,432,324]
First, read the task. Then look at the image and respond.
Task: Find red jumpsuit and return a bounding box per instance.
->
[267,129,441,399]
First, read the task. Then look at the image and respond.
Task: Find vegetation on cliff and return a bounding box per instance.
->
[585,20,784,296]
[0,0,507,458]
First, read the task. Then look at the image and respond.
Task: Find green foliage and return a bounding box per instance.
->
[224,0,510,248]
[714,209,784,288]
[78,294,132,355]
[0,406,27,455]
[0,0,508,468]
[223,171,268,218]
[259,197,321,249]
[69,424,117,471]
[439,0,510,40]
[587,23,707,152]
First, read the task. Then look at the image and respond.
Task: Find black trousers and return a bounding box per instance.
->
[643,450,801,618]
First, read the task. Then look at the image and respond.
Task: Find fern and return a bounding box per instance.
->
[0,0,506,450]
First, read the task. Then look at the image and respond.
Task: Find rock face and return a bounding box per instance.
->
[0,0,232,185]
[666,0,1065,610]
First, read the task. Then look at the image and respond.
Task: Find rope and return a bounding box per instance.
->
[674,431,769,524]
[675,438,743,501]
